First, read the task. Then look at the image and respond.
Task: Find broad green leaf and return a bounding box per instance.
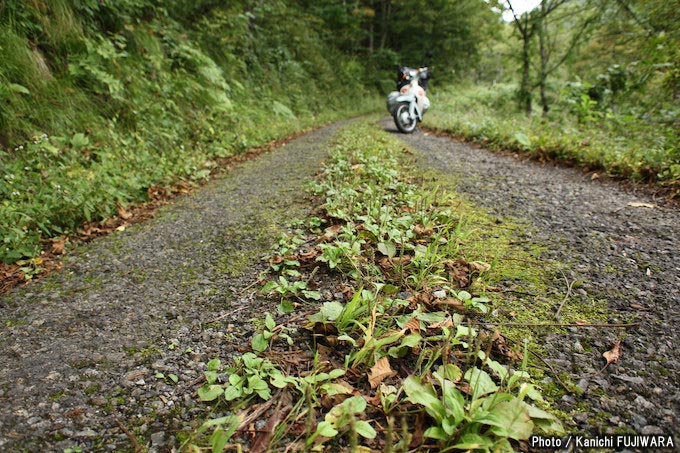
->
[342,395,367,414]
[401,333,423,348]
[252,333,268,352]
[403,376,445,422]
[354,420,376,439]
[302,290,322,300]
[337,334,357,346]
[314,421,338,438]
[265,313,276,331]
[451,433,495,450]
[198,384,223,402]
[211,427,230,453]
[435,363,462,382]
[70,133,89,150]
[277,299,295,313]
[456,291,472,301]
[514,132,532,149]
[465,367,499,400]
[168,373,179,383]
[328,369,346,379]
[223,385,241,401]
[270,372,293,389]
[486,399,534,440]
[485,358,509,382]
[320,301,344,321]
[261,280,278,294]
[377,241,397,258]
[423,426,448,440]
[203,371,219,384]
[198,415,241,433]
[525,403,565,434]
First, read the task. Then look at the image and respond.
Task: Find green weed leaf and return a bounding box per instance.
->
[198,384,223,402]
[354,420,376,439]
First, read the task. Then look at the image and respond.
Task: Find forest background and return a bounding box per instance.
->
[1,0,678,268]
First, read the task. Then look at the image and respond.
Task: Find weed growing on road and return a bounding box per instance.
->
[187,122,566,452]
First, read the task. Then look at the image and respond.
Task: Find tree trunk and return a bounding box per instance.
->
[520,22,532,116]
[538,1,549,116]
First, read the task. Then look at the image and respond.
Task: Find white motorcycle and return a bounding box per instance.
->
[386,66,430,133]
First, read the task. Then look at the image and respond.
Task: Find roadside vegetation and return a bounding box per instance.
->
[426,83,680,189]
[181,122,600,452]
[434,0,679,196]
[0,1,378,269]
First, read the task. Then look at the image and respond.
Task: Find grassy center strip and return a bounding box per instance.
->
[186,122,572,452]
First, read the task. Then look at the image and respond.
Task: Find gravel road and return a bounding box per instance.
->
[0,122,344,452]
[387,118,680,446]
[1,117,678,451]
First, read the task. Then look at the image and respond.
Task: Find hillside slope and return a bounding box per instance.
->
[0,0,376,265]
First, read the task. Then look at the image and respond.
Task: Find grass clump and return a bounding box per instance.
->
[185,122,584,452]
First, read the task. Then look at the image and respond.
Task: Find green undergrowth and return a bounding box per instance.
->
[180,121,613,452]
[0,1,380,265]
[427,84,680,193]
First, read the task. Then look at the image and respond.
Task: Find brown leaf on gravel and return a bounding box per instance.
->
[117,205,132,220]
[487,330,523,361]
[434,298,466,312]
[603,340,622,365]
[269,255,284,265]
[409,291,434,307]
[298,247,321,261]
[402,317,421,334]
[428,316,454,329]
[369,357,396,389]
[414,224,435,236]
[51,238,66,255]
[319,225,342,242]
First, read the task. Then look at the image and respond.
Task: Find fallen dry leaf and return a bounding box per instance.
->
[369,357,395,389]
[428,316,454,329]
[402,317,421,334]
[434,298,465,312]
[320,225,342,242]
[51,238,66,255]
[117,205,132,220]
[603,340,622,365]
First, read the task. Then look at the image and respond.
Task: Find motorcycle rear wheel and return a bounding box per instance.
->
[393,103,418,134]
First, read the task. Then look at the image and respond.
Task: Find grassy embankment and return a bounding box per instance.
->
[0,1,380,270]
[426,83,680,194]
[184,121,611,452]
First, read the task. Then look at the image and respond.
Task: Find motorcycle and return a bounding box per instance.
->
[386,66,430,133]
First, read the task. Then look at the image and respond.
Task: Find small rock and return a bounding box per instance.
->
[561,395,576,405]
[150,431,166,447]
[613,374,644,385]
[634,395,655,410]
[573,341,585,353]
[640,425,664,435]
[630,414,647,431]
[577,378,589,392]
[75,428,98,438]
[433,290,447,299]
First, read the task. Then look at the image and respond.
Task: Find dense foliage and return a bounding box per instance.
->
[1,0,678,266]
